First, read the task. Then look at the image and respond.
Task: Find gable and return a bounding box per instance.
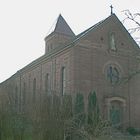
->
[75,14,140,54]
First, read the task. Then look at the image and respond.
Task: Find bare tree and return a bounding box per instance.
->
[122,10,140,45]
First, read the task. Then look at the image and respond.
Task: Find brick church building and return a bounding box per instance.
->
[0,13,140,128]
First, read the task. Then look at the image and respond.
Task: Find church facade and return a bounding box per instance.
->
[1,13,140,128]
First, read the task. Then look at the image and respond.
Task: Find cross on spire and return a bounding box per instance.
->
[110,5,113,15]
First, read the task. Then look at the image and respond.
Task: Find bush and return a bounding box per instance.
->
[127,127,140,136]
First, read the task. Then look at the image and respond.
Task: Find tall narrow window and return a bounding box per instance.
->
[15,86,18,109]
[110,33,116,51]
[45,73,50,94]
[33,78,36,102]
[23,82,26,105]
[61,67,66,95]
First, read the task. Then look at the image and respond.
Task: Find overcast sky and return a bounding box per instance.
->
[0,0,140,82]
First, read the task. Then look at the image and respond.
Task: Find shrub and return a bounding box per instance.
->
[127,127,140,136]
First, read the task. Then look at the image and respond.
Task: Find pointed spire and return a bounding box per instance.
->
[47,14,75,37]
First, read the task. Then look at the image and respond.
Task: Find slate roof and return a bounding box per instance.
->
[46,14,75,37]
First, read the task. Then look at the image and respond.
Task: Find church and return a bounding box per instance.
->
[0,12,140,129]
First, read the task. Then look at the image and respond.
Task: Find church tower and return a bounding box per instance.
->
[44,14,75,54]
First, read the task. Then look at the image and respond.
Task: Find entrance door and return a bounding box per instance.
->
[110,101,123,127]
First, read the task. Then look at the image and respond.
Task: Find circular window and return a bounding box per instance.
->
[107,65,120,85]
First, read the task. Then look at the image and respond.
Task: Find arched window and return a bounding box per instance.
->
[107,65,120,85]
[23,82,26,105]
[45,73,50,94]
[61,67,66,95]
[110,33,116,51]
[50,44,53,50]
[33,78,36,102]
[48,46,50,52]
[15,86,18,108]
